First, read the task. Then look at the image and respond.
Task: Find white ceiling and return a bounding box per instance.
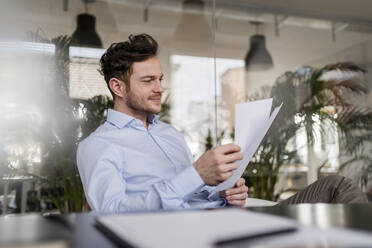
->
[105,0,372,32]
[218,0,372,32]
[219,0,372,24]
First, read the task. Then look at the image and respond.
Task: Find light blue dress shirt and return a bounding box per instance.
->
[77,109,225,213]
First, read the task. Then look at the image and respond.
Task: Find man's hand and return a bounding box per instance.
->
[193,144,243,186]
[220,178,248,206]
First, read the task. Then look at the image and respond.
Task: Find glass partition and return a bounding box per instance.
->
[0,0,372,214]
[214,1,372,201]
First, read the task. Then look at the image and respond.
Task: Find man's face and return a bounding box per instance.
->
[124,56,164,115]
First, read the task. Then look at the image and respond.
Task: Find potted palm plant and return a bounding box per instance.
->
[244,62,372,200]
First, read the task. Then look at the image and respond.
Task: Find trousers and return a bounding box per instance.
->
[278,175,368,205]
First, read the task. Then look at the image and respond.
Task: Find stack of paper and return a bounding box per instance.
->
[212,98,282,195]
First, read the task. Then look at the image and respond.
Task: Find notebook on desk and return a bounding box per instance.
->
[96,208,297,248]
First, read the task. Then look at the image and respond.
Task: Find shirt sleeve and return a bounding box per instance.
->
[77,137,205,213]
[186,189,227,209]
[173,128,227,207]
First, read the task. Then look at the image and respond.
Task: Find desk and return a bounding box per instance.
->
[0,204,371,248]
[247,203,372,232]
[0,213,117,248]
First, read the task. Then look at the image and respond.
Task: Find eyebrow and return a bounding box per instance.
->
[140,74,164,80]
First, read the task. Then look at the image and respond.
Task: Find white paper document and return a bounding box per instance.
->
[211,98,282,195]
[97,208,372,248]
[96,208,297,248]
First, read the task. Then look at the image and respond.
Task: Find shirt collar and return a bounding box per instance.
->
[148,114,159,125]
[107,109,158,129]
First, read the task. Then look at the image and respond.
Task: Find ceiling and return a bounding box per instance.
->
[104,0,372,33]
[217,0,372,24]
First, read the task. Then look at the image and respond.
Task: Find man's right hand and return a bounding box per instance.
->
[193,144,243,186]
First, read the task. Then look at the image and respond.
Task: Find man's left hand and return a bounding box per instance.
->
[220,178,248,206]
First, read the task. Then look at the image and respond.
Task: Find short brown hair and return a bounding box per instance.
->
[99,33,158,98]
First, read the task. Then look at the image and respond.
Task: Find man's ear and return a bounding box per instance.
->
[108,78,127,98]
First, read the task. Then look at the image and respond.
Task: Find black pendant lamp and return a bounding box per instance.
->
[71,13,103,48]
[173,0,212,55]
[244,23,273,71]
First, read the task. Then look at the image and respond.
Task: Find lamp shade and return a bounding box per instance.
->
[173,0,212,56]
[244,34,273,71]
[71,13,102,48]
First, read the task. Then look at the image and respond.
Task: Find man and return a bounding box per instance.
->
[77,34,368,213]
[77,34,248,213]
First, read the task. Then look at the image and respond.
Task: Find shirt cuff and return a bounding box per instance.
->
[220,197,227,207]
[207,189,222,201]
[170,165,205,199]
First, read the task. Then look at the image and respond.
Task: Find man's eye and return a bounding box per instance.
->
[143,80,152,83]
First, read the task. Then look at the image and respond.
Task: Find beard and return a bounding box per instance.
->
[125,90,162,115]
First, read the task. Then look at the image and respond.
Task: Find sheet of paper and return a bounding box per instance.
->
[96,208,298,248]
[234,98,272,151]
[211,100,282,195]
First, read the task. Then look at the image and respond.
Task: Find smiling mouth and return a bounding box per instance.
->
[149,95,162,101]
[150,99,161,104]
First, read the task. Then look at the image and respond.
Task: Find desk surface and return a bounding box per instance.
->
[247,203,372,232]
[0,204,371,248]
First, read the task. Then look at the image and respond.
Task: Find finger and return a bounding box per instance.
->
[216,144,241,155]
[228,200,246,207]
[225,185,248,196]
[226,192,248,201]
[218,162,238,173]
[218,171,233,182]
[221,152,243,164]
[220,190,227,198]
[222,178,244,194]
[235,178,245,187]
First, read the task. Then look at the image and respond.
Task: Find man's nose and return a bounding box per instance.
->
[154,79,164,93]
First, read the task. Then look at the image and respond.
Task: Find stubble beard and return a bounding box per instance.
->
[125,91,162,115]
